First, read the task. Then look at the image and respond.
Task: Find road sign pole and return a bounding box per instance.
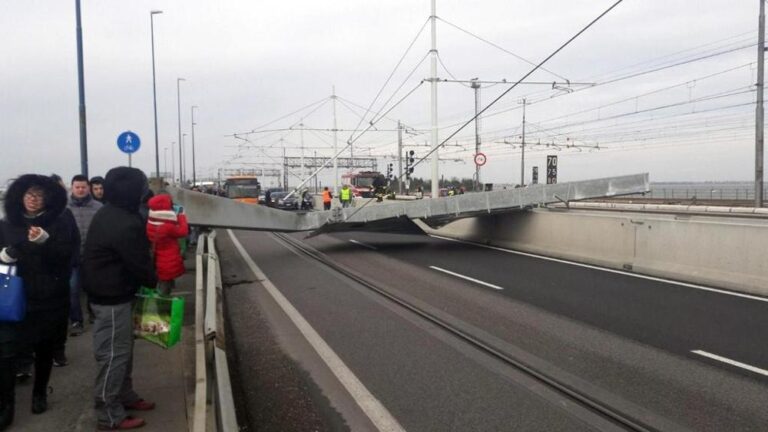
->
[129,153,132,168]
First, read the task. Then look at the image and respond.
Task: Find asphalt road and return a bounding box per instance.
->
[221,229,768,431]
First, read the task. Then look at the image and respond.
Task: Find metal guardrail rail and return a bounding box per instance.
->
[194,231,238,432]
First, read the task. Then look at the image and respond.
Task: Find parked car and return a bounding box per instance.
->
[258,188,285,205]
[273,190,314,211]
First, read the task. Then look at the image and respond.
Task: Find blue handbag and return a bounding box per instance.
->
[0,263,25,322]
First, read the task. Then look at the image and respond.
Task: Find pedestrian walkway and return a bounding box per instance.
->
[10,257,197,432]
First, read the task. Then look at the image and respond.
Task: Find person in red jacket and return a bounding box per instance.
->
[146,194,189,296]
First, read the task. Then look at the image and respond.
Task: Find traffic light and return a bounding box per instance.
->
[387,163,394,180]
[405,150,415,179]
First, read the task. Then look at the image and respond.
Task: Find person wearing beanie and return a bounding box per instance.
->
[89,176,105,203]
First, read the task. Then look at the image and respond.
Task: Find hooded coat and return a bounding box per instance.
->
[146,194,188,281]
[82,167,158,305]
[0,174,78,313]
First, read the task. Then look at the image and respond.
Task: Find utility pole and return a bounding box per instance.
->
[398,121,404,194]
[520,98,527,186]
[282,143,287,189]
[430,0,440,198]
[176,77,185,184]
[300,121,305,186]
[757,0,766,207]
[171,142,176,184]
[191,105,198,186]
[471,78,481,191]
[75,0,88,177]
[332,86,339,194]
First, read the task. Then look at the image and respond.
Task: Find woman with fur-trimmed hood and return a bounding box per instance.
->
[0,174,78,428]
[146,194,188,296]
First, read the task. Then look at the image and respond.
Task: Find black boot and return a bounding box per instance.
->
[0,403,14,430]
[31,393,47,414]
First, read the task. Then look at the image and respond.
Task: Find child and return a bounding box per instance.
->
[146,194,189,296]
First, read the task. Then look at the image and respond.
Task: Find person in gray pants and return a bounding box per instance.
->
[82,167,158,431]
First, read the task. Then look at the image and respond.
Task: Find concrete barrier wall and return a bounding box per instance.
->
[417,209,768,297]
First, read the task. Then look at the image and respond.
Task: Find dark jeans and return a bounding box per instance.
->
[323,202,331,210]
[69,267,83,324]
[19,309,68,396]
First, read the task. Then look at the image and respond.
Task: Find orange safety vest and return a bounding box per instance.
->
[322,190,332,203]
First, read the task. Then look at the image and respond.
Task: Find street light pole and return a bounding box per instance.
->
[182,133,188,185]
[75,0,88,177]
[191,105,198,186]
[164,147,168,178]
[171,142,176,184]
[177,77,186,184]
[150,10,163,179]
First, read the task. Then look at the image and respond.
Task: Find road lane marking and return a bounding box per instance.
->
[429,234,768,304]
[429,266,504,291]
[350,239,378,250]
[227,230,405,432]
[691,350,768,377]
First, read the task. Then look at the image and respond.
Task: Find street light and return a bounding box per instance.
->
[191,105,198,186]
[177,77,186,184]
[164,147,168,178]
[150,10,163,179]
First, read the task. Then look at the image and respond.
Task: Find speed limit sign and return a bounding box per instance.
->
[474,152,487,166]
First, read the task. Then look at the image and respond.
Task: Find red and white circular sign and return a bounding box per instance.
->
[474,152,487,166]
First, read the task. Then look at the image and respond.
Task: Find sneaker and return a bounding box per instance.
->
[52,352,68,367]
[15,365,31,383]
[69,322,84,336]
[124,399,155,411]
[97,416,146,430]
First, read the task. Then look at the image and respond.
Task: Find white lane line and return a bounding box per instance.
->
[429,266,504,291]
[349,239,378,250]
[429,234,768,304]
[227,230,405,432]
[691,350,768,377]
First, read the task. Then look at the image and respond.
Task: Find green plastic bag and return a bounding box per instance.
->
[133,291,184,349]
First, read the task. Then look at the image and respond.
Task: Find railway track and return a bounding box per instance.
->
[271,232,660,432]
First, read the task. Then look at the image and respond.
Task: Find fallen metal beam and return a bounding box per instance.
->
[168,173,649,233]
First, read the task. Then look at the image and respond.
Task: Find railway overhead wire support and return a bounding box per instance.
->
[756,0,765,207]
[168,173,649,233]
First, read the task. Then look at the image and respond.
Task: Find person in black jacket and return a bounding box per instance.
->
[0,174,78,429]
[82,167,157,431]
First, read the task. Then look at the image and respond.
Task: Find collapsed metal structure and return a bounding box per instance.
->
[168,173,649,234]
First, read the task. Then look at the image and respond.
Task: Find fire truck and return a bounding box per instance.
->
[341,171,386,198]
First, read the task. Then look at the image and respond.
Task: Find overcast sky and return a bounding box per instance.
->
[0,0,762,188]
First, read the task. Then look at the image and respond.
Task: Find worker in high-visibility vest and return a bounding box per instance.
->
[340,184,352,208]
[322,187,333,210]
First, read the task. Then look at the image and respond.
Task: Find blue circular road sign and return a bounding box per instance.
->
[117,131,141,154]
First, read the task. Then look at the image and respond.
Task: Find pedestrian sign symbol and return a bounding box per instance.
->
[117,131,141,154]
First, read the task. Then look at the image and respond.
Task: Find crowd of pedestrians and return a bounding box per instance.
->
[0,167,189,431]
